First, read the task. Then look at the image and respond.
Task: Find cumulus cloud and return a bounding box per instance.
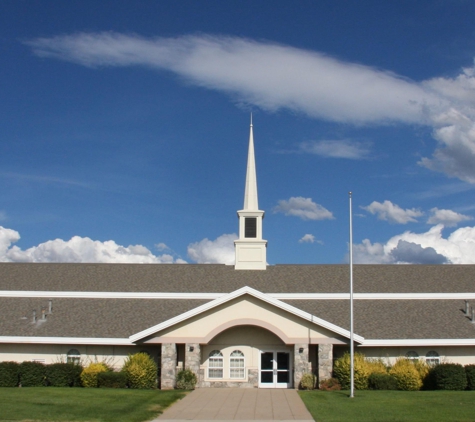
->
[24,32,475,183]
[0,226,185,263]
[298,140,371,159]
[299,234,315,243]
[362,200,423,224]
[427,207,473,227]
[353,224,475,264]
[187,233,236,264]
[273,197,334,221]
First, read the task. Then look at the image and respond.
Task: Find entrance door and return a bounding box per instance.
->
[259,351,292,388]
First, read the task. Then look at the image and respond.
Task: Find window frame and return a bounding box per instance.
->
[208,350,224,379]
[229,350,245,379]
[425,350,440,366]
[67,349,81,364]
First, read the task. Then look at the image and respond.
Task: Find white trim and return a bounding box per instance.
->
[0,291,225,299]
[0,336,131,345]
[361,339,475,347]
[129,286,365,343]
[2,291,475,300]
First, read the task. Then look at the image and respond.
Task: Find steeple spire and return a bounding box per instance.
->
[234,116,267,270]
[243,115,259,210]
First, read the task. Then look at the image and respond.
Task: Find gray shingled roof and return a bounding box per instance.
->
[1,263,475,342]
[1,263,475,293]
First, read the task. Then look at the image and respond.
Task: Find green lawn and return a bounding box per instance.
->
[299,390,475,422]
[0,388,186,422]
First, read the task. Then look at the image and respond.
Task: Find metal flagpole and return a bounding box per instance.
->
[349,192,355,398]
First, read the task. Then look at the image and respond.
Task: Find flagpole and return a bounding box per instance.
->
[349,191,355,398]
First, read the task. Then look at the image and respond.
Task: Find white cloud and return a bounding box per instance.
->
[187,233,236,264]
[298,140,371,159]
[0,226,185,263]
[299,234,315,243]
[273,197,334,221]
[25,32,475,184]
[353,224,475,264]
[427,207,473,227]
[155,242,169,251]
[25,32,437,125]
[362,200,423,224]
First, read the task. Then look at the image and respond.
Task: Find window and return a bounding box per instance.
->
[244,218,257,238]
[67,349,81,364]
[208,350,223,378]
[426,351,440,366]
[230,350,245,379]
[405,351,419,360]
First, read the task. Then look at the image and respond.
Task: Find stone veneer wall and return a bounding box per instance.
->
[197,368,258,388]
[294,343,309,389]
[318,344,333,382]
[185,343,201,377]
[161,343,177,390]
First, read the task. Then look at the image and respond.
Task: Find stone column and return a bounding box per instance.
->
[185,343,201,387]
[318,344,333,383]
[161,343,177,390]
[294,343,309,389]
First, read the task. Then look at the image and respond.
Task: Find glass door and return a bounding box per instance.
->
[259,350,292,388]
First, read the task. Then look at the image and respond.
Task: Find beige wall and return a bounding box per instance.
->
[145,295,345,344]
[0,343,160,370]
[360,346,475,366]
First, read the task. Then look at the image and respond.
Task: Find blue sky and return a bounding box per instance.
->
[1,0,475,265]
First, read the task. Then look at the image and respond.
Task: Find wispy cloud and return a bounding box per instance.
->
[25,32,475,183]
[274,197,334,221]
[297,139,372,159]
[299,234,315,243]
[361,200,423,224]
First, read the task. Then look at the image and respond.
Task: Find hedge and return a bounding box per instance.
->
[97,371,127,388]
[19,361,46,387]
[0,362,19,387]
[466,364,475,390]
[46,363,83,387]
[429,363,467,390]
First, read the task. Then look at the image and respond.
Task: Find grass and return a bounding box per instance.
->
[299,390,475,422]
[0,387,186,422]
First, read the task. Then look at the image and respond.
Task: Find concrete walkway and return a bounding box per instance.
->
[154,388,314,421]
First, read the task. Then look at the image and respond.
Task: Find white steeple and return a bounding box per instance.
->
[234,116,267,270]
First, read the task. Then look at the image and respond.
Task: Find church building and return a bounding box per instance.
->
[1,122,475,389]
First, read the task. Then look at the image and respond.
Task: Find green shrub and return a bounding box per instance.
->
[0,361,19,387]
[368,373,398,390]
[319,378,341,391]
[389,358,422,391]
[299,373,316,390]
[176,369,197,390]
[19,361,46,387]
[46,362,82,387]
[81,362,109,388]
[430,363,467,390]
[465,365,475,390]
[122,353,157,389]
[333,352,372,390]
[97,371,127,388]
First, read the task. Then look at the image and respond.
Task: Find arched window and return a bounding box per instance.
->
[426,351,440,366]
[405,351,419,360]
[208,350,223,379]
[230,350,245,379]
[67,349,81,364]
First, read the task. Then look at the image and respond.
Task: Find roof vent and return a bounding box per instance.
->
[465,300,471,315]
[32,310,37,324]
[472,308,475,324]
[41,307,47,320]
[48,299,53,314]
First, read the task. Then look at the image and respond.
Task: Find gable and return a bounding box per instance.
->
[131,287,361,345]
